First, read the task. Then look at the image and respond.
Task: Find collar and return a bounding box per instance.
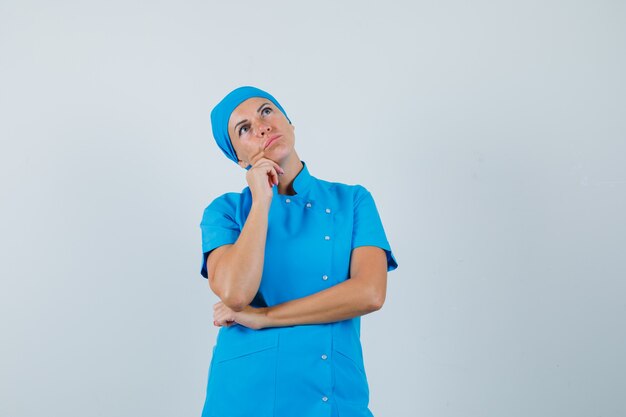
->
[292,160,313,195]
[273,160,314,197]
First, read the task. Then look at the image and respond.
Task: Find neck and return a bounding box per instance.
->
[276,152,303,195]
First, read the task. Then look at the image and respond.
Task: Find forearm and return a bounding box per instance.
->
[264,277,380,327]
[215,202,269,310]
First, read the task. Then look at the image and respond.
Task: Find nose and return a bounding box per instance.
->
[254,121,271,137]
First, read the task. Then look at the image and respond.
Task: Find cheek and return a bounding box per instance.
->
[237,141,262,160]
[232,141,248,160]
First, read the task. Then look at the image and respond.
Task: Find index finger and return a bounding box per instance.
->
[248,149,266,166]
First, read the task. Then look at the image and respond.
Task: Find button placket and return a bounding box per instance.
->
[321,205,333,285]
[323,206,332,241]
[320,327,333,409]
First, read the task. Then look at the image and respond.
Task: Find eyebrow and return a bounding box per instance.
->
[233,102,272,136]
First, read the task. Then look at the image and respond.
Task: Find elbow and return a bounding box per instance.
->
[218,288,249,312]
[221,296,247,312]
[210,270,252,312]
[209,249,261,311]
[221,286,256,312]
[369,286,387,311]
[368,290,386,312]
[369,297,385,312]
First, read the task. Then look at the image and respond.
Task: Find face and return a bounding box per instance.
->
[227,97,296,168]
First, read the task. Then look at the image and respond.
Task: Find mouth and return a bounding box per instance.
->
[264,135,281,150]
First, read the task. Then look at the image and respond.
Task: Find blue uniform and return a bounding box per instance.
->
[199,161,398,417]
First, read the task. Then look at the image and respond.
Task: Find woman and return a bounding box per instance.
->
[200,85,398,417]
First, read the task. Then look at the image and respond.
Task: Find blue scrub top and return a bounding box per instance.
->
[199,161,398,417]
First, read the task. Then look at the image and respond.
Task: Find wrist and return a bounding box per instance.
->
[250,201,271,214]
[259,306,272,328]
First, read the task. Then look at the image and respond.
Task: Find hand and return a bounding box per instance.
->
[245,152,285,204]
[213,301,270,330]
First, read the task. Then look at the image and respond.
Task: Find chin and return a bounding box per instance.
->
[268,145,290,157]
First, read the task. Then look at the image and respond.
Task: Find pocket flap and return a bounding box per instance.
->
[333,339,365,373]
[212,332,279,363]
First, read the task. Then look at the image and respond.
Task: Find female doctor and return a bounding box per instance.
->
[200,85,398,417]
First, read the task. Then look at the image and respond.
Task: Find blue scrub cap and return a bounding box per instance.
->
[210,86,291,168]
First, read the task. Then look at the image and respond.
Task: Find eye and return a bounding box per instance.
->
[262,107,272,115]
[238,125,249,136]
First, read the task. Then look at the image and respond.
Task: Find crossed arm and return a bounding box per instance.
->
[210,245,388,329]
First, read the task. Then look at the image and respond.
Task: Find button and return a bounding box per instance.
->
[325,208,331,214]
[306,202,312,208]
[285,198,291,203]
[324,235,330,240]
[321,354,328,360]
[322,275,328,281]
[322,396,328,402]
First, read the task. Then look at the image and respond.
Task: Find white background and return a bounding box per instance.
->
[1,1,625,416]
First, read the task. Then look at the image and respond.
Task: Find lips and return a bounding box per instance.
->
[264,135,281,149]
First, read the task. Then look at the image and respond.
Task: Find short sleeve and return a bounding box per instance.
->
[352,186,398,272]
[199,194,241,278]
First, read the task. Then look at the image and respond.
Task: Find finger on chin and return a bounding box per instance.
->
[249,150,266,166]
